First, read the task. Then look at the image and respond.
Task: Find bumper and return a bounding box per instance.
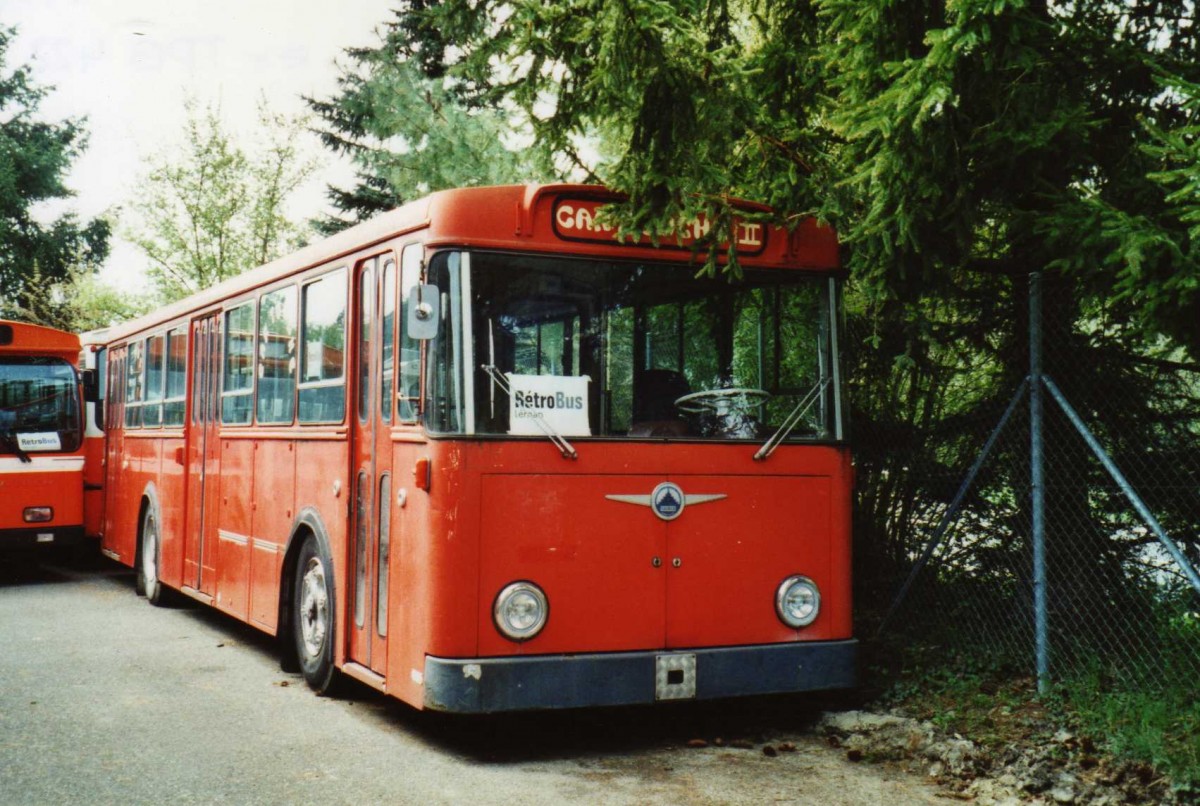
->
[423,638,857,713]
[0,526,85,551]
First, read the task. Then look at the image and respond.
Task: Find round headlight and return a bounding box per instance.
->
[776,575,820,628]
[493,581,549,642]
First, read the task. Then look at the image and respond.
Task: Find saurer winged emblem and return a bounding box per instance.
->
[605,481,727,522]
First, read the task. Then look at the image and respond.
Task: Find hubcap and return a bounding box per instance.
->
[299,557,328,660]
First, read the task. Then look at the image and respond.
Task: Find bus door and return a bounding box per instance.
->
[102,346,126,557]
[348,255,389,677]
[184,315,221,594]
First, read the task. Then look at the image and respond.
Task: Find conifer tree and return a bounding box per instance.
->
[307,13,555,235]
[361,0,1200,607]
[0,26,109,317]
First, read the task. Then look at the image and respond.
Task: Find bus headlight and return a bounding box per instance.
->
[776,575,820,628]
[493,581,548,642]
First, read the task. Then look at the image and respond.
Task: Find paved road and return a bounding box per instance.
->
[0,554,943,805]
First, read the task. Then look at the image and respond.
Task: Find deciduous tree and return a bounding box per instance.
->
[125,100,318,302]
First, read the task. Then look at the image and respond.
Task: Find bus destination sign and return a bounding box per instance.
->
[553,198,767,255]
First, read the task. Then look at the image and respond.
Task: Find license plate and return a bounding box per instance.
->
[655,653,697,700]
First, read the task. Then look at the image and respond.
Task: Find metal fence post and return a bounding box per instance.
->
[1030,272,1050,695]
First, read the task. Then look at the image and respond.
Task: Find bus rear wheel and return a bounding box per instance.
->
[293,535,339,694]
[140,508,170,607]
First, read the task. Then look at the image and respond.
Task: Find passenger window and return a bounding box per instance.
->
[163,328,187,426]
[258,286,297,424]
[222,303,255,424]
[398,246,421,423]
[299,268,347,423]
[124,341,144,428]
[93,348,107,432]
[380,260,396,423]
[108,348,124,430]
[357,262,374,424]
[143,334,165,427]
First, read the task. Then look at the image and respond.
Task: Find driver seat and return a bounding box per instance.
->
[630,369,690,437]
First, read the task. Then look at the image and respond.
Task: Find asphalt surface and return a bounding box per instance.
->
[0,553,943,805]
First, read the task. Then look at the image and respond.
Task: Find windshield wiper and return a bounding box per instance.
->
[481,365,578,460]
[0,429,33,464]
[753,378,830,461]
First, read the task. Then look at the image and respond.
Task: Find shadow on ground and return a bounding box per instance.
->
[14,551,858,766]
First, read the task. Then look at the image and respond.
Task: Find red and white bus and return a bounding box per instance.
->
[93,184,854,711]
[0,321,89,552]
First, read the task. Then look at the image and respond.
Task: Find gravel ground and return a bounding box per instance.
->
[0,554,946,805]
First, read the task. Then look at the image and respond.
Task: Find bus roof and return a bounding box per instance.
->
[102,184,839,345]
[0,320,82,362]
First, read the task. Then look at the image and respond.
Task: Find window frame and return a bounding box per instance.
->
[221,301,257,426]
[397,243,423,424]
[160,327,187,428]
[298,266,348,425]
[256,283,299,426]
[124,339,144,429]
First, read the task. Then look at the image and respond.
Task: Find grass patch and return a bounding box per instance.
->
[1054,664,1200,791]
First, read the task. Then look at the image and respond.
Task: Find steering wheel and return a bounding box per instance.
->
[674,387,771,415]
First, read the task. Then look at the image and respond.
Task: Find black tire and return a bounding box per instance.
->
[292,534,339,694]
[140,507,171,607]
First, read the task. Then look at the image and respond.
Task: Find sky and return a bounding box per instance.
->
[5,0,397,291]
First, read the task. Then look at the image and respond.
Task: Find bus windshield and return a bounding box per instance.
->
[0,357,82,454]
[425,251,841,443]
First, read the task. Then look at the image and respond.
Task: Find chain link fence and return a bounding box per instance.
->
[852,273,1200,694]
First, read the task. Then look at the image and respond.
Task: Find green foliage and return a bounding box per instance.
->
[11,258,153,332]
[125,99,318,302]
[389,0,1198,356]
[6,226,143,331]
[0,25,109,317]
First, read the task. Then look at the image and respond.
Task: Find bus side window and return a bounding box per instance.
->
[380,260,395,423]
[163,328,187,426]
[299,268,347,424]
[222,303,255,425]
[398,245,421,423]
[258,285,297,424]
[108,348,124,430]
[93,347,107,431]
[124,341,143,428]
[144,334,165,427]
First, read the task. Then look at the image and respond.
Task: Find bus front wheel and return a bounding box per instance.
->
[140,507,170,607]
[293,535,339,694]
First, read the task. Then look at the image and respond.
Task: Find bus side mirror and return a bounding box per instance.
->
[81,369,100,402]
[407,284,440,341]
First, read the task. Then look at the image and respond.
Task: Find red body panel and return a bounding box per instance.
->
[0,459,84,529]
[479,473,670,654]
[250,439,295,629]
[82,435,105,538]
[424,441,853,655]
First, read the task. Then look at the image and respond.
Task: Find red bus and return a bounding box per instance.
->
[0,321,89,552]
[93,184,854,711]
